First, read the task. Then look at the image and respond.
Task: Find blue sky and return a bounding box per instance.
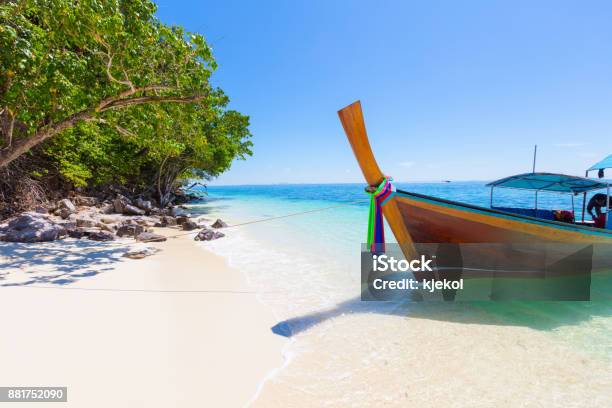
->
[155,0,612,185]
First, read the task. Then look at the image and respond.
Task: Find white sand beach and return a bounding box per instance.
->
[0,230,286,407]
[2,223,612,407]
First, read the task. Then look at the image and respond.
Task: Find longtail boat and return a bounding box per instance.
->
[338,101,612,300]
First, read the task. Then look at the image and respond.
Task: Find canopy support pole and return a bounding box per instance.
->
[583,170,588,223]
[607,185,610,228]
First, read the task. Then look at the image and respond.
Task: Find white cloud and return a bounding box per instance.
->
[554,142,585,148]
[399,161,416,168]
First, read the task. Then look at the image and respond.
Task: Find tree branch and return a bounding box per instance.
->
[97,85,175,110]
[99,93,205,112]
[88,118,137,138]
[0,90,206,168]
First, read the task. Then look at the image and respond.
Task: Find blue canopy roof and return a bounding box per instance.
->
[588,154,612,171]
[487,172,608,193]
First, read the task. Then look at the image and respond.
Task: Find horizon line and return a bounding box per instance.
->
[203,180,493,187]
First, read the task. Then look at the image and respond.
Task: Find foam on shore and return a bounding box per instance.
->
[190,188,612,407]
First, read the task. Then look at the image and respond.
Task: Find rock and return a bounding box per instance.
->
[123,204,145,216]
[76,217,96,228]
[163,216,178,226]
[8,213,45,230]
[59,208,73,219]
[211,218,228,229]
[113,194,132,214]
[87,231,115,241]
[100,203,115,214]
[75,196,99,206]
[194,228,225,241]
[5,226,65,242]
[113,199,125,214]
[117,224,144,238]
[176,216,189,225]
[154,217,168,227]
[3,213,66,243]
[96,222,116,233]
[134,198,153,212]
[68,228,86,239]
[58,198,77,214]
[60,221,77,231]
[168,207,181,217]
[136,232,167,242]
[182,220,199,231]
[123,246,161,259]
[133,217,156,227]
[80,228,102,236]
[100,216,119,224]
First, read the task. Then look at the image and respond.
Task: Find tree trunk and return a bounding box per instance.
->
[0,110,15,148]
[0,110,93,168]
[0,91,204,169]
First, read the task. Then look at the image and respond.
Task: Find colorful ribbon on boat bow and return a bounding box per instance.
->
[367,176,395,254]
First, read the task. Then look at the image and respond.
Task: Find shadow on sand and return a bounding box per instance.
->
[271,295,612,338]
[0,240,126,286]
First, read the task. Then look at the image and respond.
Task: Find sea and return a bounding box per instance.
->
[189,182,612,406]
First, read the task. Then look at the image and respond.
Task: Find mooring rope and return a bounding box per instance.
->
[10,286,271,294]
[1,198,371,293]
[135,198,370,243]
[366,177,395,254]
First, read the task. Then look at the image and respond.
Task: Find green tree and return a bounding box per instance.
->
[142,101,253,206]
[0,0,215,167]
[43,96,252,205]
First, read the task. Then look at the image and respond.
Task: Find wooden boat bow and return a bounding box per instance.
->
[338,101,417,257]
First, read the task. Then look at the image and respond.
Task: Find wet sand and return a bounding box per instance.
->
[254,306,612,407]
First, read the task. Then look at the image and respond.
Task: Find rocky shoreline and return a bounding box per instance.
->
[0,194,227,258]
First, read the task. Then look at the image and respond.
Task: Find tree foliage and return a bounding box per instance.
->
[0,0,252,208]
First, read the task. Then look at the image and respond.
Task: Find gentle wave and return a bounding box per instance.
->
[188,183,612,405]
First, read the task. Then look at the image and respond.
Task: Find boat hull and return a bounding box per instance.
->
[394,190,612,244]
[389,190,612,300]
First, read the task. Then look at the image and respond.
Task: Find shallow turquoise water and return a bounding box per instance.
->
[191,182,612,361]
